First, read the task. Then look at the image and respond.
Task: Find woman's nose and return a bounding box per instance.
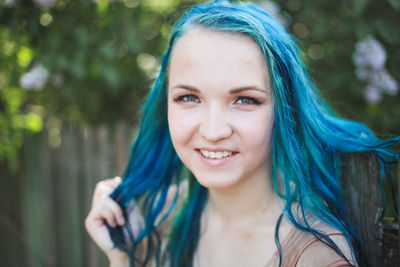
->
[198,105,232,142]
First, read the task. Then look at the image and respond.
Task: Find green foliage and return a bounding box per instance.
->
[0,0,399,167]
[0,0,203,167]
[272,0,400,136]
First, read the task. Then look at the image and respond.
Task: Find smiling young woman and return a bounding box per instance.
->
[84,1,400,267]
[168,28,274,192]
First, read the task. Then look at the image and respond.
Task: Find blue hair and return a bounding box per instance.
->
[109,1,400,266]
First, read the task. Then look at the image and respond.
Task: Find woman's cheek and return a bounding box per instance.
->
[234,108,274,148]
[168,108,200,143]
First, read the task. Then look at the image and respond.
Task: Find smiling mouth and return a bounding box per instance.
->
[199,149,237,159]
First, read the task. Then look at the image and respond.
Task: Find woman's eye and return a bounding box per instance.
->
[235,96,261,105]
[175,94,200,103]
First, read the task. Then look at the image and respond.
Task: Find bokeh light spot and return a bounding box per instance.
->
[137,53,157,71]
[123,0,140,8]
[40,12,53,27]
[293,23,309,39]
[17,46,33,67]
[25,113,43,133]
[142,0,179,12]
[308,44,325,60]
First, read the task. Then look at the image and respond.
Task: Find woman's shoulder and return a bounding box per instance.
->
[293,225,355,267]
[277,216,357,267]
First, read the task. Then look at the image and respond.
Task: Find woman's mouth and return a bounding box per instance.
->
[196,149,238,166]
[199,149,234,159]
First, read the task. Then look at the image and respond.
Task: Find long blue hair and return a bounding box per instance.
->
[108,1,399,266]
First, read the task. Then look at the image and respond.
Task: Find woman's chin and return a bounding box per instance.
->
[193,173,243,190]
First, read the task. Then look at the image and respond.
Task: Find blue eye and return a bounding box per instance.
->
[235,96,261,105]
[175,94,200,103]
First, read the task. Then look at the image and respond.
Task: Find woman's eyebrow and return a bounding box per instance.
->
[171,84,200,92]
[171,84,268,94]
[229,86,268,94]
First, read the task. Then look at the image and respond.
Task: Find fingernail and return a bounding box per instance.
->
[118,217,125,226]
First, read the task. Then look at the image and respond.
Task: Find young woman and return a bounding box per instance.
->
[85,1,399,266]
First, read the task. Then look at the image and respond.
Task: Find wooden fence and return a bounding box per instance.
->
[341,153,399,266]
[0,125,399,267]
[1,124,134,267]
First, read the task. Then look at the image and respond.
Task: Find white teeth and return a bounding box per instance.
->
[200,150,233,159]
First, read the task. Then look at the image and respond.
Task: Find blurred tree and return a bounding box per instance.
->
[270,0,400,136]
[0,0,399,168]
[0,0,205,167]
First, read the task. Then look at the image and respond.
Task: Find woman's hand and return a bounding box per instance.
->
[85,176,129,264]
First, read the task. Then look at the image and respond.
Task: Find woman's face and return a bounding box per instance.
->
[167,27,274,190]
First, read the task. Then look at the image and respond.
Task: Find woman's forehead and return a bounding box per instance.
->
[171,27,264,61]
[168,27,270,91]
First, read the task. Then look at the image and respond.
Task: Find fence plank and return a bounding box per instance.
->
[341,152,400,267]
[23,132,49,267]
[82,126,101,267]
[39,129,56,267]
[86,126,110,267]
[398,156,400,267]
[341,153,380,267]
[113,122,130,176]
[59,126,83,267]
[0,161,28,267]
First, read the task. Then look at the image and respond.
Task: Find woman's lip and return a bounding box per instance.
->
[195,149,238,166]
[196,148,238,153]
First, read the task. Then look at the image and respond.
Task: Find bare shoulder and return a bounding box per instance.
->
[295,220,357,267]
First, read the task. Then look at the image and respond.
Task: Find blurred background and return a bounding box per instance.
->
[0,0,399,266]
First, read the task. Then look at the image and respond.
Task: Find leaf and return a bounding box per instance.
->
[102,66,120,89]
[96,0,109,16]
[353,0,371,15]
[388,0,400,11]
[374,19,400,44]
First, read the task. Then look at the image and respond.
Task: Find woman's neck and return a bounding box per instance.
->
[204,162,281,227]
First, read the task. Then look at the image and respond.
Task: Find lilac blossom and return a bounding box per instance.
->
[353,37,386,71]
[364,85,381,105]
[33,0,56,9]
[353,36,398,104]
[20,64,49,91]
[370,70,399,95]
[1,0,17,6]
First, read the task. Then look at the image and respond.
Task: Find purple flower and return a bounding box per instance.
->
[20,64,49,90]
[355,68,369,80]
[354,36,398,104]
[364,85,381,105]
[370,70,399,95]
[353,37,386,71]
[2,0,17,6]
[33,0,56,9]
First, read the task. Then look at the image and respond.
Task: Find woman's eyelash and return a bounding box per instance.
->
[173,95,261,105]
[235,96,262,105]
[174,94,200,103]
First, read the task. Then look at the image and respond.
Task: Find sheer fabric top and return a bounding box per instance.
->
[265,217,356,267]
